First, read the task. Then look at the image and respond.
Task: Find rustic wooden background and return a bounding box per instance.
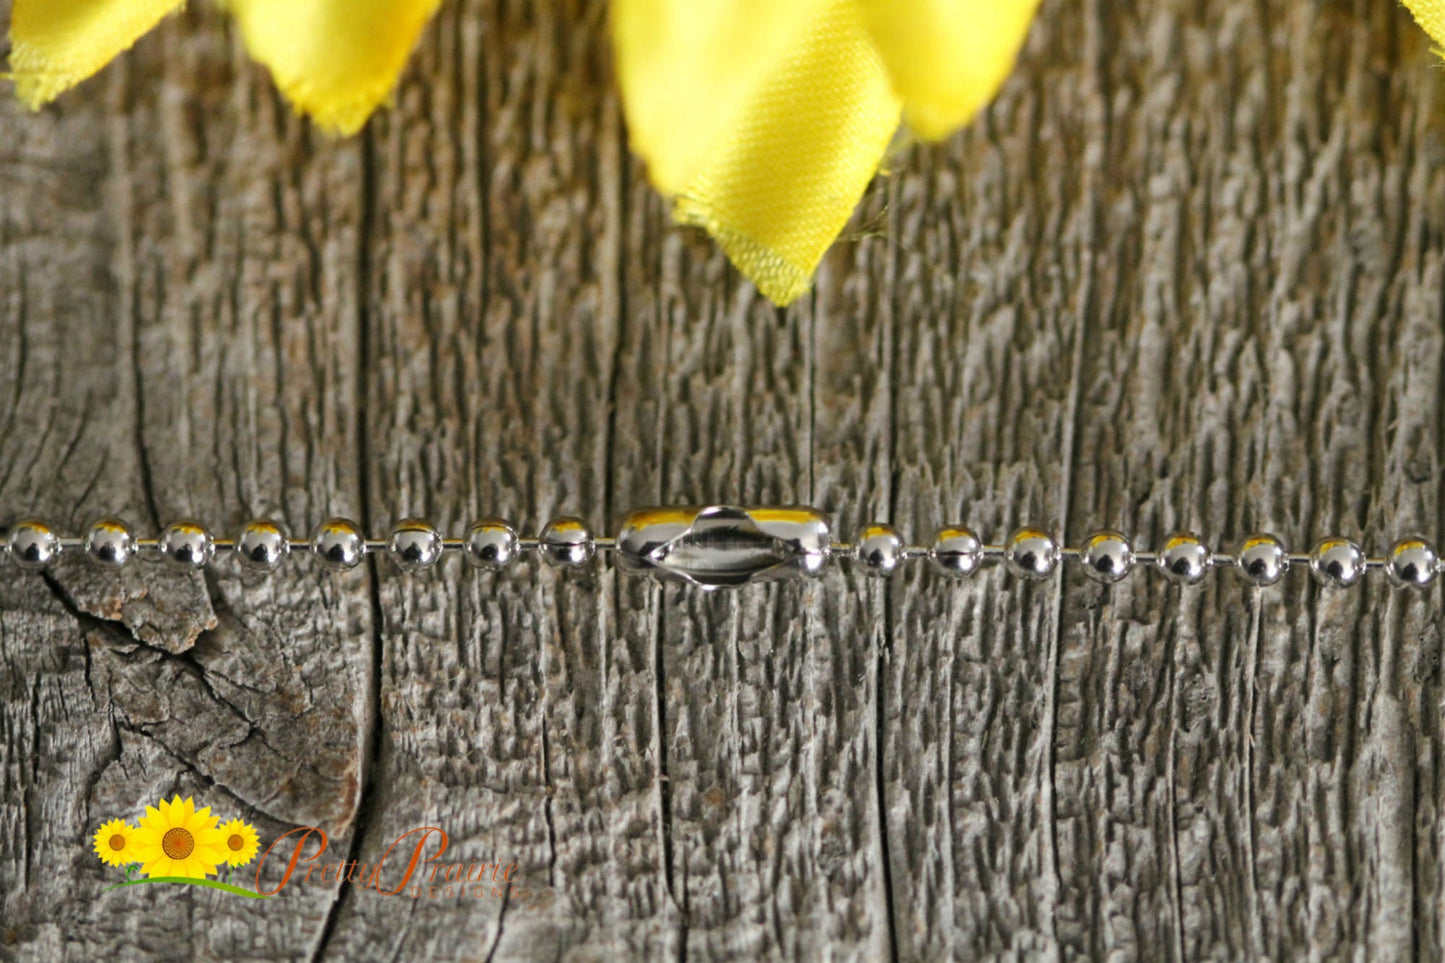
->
[3,0,1444,959]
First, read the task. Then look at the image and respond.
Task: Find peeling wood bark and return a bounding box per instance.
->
[3,0,1445,959]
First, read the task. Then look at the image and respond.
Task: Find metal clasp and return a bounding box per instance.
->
[615,505,832,589]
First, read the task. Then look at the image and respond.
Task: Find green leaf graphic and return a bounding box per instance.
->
[102,876,274,899]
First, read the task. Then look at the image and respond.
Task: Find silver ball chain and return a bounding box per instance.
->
[0,506,1439,592]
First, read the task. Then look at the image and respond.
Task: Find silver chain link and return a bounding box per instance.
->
[0,506,1437,591]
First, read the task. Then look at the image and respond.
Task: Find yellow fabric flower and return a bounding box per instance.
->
[7,0,440,134]
[92,818,139,867]
[131,795,226,879]
[9,0,1040,305]
[10,0,1039,304]
[10,3,1445,308]
[218,818,260,866]
[612,0,1043,304]
[8,0,182,109]
[1403,1,1445,52]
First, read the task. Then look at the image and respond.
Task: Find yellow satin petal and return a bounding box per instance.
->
[670,0,902,305]
[612,0,829,194]
[1403,0,1445,49]
[9,0,184,109]
[860,0,1041,140]
[221,0,442,135]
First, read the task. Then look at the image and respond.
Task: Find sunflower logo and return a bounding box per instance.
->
[132,795,226,879]
[219,818,260,867]
[90,795,269,898]
[92,819,138,867]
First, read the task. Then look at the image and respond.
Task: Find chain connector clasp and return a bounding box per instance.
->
[614,505,832,589]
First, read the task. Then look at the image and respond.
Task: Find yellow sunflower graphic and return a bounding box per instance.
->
[218,819,260,867]
[132,795,226,879]
[92,819,138,867]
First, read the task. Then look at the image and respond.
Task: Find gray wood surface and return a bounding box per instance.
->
[3,0,1444,959]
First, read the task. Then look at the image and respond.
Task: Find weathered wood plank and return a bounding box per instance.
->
[313,2,680,959]
[1,3,374,957]
[4,0,1445,960]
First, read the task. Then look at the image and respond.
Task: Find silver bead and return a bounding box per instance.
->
[1079,530,1134,583]
[1308,536,1365,588]
[84,517,135,566]
[311,518,367,571]
[464,518,519,570]
[159,520,215,568]
[1156,533,1211,584]
[388,518,444,571]
[930,526,983,578]
[1386,535,1438,590]
[539,516,595,568]
[1004,527,1059,580]
[235,519,291,571]
[854,523,904,577]
[8,519,60,570]
[1235,533,1289,586]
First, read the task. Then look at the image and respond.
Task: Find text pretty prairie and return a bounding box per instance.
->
[254,826,525,898]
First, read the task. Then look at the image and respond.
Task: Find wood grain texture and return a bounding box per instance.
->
[2,0,1444,959]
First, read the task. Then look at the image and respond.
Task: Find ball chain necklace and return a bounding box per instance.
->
[0,504,1438,592]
